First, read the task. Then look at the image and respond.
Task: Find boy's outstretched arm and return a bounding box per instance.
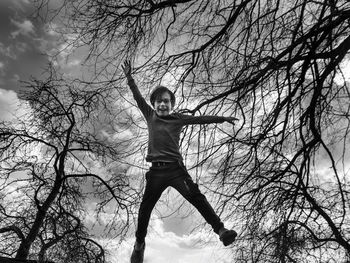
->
[181,114,238,125]
[122,60,153,118]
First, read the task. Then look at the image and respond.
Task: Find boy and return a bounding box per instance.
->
[122,61,237,263]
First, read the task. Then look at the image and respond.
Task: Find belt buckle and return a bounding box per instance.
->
[154,162,166,167]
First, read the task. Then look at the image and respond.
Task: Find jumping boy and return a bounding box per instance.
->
[122,61,237,263]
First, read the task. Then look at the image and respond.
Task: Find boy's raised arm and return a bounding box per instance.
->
[122,60,153,118]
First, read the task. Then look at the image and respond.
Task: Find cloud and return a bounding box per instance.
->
[0,88,21,121]
[335,57,350,85]
[0,0,53,92]
[66,58,81,67]
[10,74,20,83]
[45,22,61,37]
[11,0,30,11]
[11,19,35,38]
[0,42,16,59]
[101,217,232,263]
[0,88,31,123]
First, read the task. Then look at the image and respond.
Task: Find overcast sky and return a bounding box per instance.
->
[0,0,57,121]
[0,1,236,262]
[0,0,52,93]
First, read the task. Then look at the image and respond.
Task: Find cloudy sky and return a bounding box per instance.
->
[0,1,40,91]
[0,0,57,121]
[0,1,236,262]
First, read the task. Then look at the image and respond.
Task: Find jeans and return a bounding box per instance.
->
[135,162,224,243]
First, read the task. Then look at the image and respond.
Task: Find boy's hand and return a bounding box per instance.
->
[122,60,132,77]
[224,117,239,124]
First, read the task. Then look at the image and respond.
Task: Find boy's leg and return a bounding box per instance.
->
[170,165,237,245]
[135,170,167,243]
[169,167,224,234]
[130,241,145,263]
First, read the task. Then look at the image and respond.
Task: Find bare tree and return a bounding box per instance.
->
[0,67,138,262]
[32,0,350,262]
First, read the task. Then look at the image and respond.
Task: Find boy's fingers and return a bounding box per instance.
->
[124,61,131,70]
[122,60,131,74]
[226,117,239,124]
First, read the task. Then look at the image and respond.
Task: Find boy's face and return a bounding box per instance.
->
[154,92,173,116]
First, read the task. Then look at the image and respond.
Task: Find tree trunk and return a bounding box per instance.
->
[15,177,62,260]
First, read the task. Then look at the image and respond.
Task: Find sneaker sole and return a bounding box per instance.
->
[220,230,237,246]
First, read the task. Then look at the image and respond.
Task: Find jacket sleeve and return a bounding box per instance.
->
[126,76,153,119]
[178,113,226,125]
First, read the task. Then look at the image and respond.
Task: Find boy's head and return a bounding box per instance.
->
[150,85,175,117]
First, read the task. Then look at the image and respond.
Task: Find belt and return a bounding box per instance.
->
[152,161,176,167]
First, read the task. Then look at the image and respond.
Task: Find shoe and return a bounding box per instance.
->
[130,241,145,263]
[219,227,237,246]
